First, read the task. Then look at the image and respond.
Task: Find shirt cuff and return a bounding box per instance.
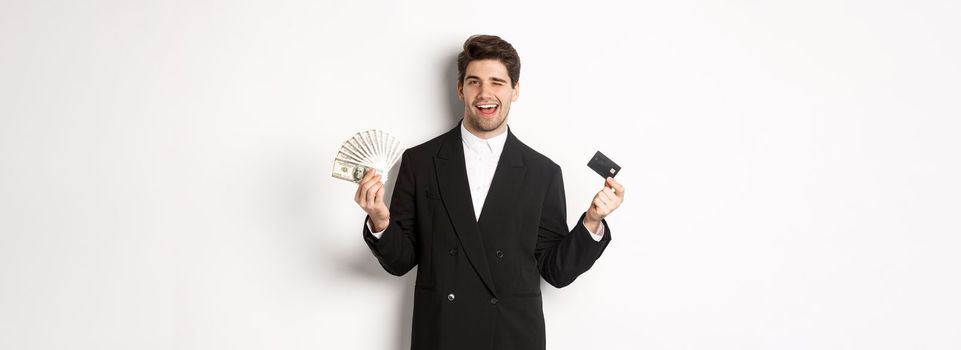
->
[367,218,385,240]
[582,219,605,242]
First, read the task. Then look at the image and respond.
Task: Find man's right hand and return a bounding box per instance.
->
[355,170,390,232]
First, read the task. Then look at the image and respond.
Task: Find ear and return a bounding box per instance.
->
[456,80,464,101]
[511,81,520,102]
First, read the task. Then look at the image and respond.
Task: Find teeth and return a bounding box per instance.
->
[477,104,497,109]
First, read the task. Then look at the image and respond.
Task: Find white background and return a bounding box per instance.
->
[2,0,960,349]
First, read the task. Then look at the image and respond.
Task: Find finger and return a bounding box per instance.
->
[592,198,609,217]
[593,196,607,211]
[599,189,616,203]
[363,174,381,188]
[356,176,374,205]
[359,175,381,205]
[355,172,376,203]
[358,170,375,186]
[361,172,380,185]
[366,182,383,208]
[374,185,385,208]
[354,181,363,204]
[607,177,625,197]
[358,171,372,185]
[602,186,615,198]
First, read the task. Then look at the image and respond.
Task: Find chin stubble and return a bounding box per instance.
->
[470,115,505,132]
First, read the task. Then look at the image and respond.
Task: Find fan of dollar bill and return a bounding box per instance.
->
[331,130,404,183]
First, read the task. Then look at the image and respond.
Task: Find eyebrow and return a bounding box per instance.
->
[465,75,509,84]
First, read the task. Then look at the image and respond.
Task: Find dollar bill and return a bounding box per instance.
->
[331,159,372,183]
[332,158,387,183]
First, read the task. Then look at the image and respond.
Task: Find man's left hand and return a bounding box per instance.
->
[584,177,625,232]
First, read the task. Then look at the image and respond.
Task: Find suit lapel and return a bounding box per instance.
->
[434,126,499,297]
[477,131,526,225]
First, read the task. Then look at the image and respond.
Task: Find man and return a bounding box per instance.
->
[354,35,625,350]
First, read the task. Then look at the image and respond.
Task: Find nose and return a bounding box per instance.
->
[476,82,494,99]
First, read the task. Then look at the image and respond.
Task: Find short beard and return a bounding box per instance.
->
[474,118,503,132]
[466,111,507,134]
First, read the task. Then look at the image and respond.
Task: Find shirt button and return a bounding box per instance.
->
[448,293,455,302]
[449,248,458,256]
[490,297,498,305]
[495,250,504,258]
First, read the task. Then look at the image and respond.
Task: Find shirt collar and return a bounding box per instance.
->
[460,121,508,155]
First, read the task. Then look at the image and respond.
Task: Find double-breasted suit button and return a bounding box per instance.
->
[495,250,504,258]
[449,248,458,256]
[490,297,498,305]
[447,293,455,302]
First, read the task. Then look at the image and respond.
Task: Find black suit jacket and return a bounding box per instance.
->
[363,123,611,350]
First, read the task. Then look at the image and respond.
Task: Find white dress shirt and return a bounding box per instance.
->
[370,122,604,241]
[461,122,507,221]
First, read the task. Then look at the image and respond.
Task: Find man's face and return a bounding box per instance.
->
[457,59,519,138]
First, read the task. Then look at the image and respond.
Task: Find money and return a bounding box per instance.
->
[331,159,373,183]
[331,129,403,183]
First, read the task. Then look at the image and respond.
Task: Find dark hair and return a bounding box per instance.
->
[457,35,520,87]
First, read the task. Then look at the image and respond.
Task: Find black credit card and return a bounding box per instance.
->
[587,151,621,178]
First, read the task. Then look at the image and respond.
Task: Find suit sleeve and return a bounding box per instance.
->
[362,150,418,276]
[535,164,612,288]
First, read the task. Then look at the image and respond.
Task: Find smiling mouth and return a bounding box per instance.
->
[475,103,499,116]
